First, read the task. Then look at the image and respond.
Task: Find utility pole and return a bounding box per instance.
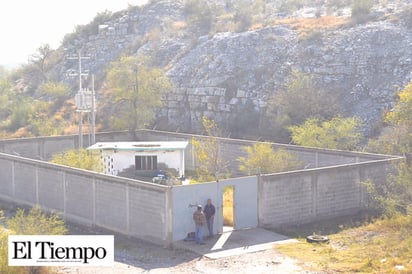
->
[91,74,96,145]
[68,50,90,149]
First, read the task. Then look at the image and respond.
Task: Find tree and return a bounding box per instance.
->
[263,71,340,142]
[385,81,412,128]
[367,81,412,156]
[366,126,412,156]
[184,0,214,35]
[232,0,264,31]
[364,81,412,216]
[107,55,172,135]
[351,0,373,22]
[288,116,362,150]
[50,149,102,172]
[6,97,34,132]
[192,116,228,182]
[0,66,9,78]
[39,81,70,98]
[363,162,412,217]
[238,143,302,175]
[29,44,53,80]
[0,74,12,120]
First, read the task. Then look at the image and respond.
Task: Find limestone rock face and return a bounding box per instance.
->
[56,0,412,137]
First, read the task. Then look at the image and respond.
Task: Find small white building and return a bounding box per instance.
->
[87,141,188,177]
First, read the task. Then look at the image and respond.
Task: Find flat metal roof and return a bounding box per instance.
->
[87,141,189,151]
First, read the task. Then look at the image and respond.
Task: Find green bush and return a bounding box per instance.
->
[279,0,304,13]
[7,206,67,235]
[0,207,67,274]
[50,149,103,172]
[351,0,373,22]
[184,0,214,34]
[7,102,32,132]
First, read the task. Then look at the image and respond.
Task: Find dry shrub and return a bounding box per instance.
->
[271,16,349,35]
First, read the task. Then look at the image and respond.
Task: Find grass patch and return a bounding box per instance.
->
[276,214,412,273]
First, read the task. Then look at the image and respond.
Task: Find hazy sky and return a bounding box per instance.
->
[0,0,148,67]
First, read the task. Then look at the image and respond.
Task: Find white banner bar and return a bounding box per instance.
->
[8,235,114,266]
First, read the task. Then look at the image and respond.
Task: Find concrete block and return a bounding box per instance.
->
[38,167,64,211]
[14,162,36,204]
[0,159,13,195]
[95,179,127,231]
[65,173,94,219]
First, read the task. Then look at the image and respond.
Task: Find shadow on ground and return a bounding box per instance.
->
[66,222,200,271]
[174,227,298,259]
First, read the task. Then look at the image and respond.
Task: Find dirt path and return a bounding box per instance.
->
[57,237,306,274]
[56,222,308,273]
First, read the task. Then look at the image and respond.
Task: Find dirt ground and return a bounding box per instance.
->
[1,201,309,274]
[57,233,307,274]
[54,218,313,274]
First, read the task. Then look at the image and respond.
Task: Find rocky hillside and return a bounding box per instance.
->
[50,0,412,139]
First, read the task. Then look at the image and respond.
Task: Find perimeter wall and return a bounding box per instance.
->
[0,130,402,244]
[0,153,172,245]
[258,159,393,228]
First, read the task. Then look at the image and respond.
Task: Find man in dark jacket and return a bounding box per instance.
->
[204,199,216,238]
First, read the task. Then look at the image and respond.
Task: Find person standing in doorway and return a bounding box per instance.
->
[193,205,206,244]
[204,198,216,238]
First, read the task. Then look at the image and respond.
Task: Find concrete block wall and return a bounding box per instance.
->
[0,130,395,173]
[259,172,314,226]
[0,153,171,245]
[259,160,396,228]
[0,130,401,244]
[315,167,362,217]
[135,129,394,175]
[0,131,135,160]
[128,184,169,243]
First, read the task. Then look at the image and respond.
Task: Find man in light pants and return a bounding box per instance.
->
[193,205,206,244]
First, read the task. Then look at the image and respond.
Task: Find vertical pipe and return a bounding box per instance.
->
[91,74,96,145]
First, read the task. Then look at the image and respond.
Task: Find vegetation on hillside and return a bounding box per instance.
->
[105,55,172,135]
[276,79,412,273]
[351,0,374,23]
[262,71,341,142]
[365,80,412,217]
[0,0,404,141]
